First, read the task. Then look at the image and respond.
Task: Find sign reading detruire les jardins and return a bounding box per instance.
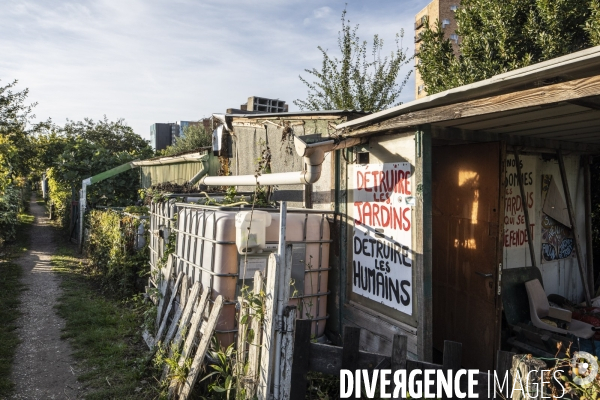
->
[351,163,413,315]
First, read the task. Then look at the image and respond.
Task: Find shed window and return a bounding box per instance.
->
[450,34,459,43]
[442,19,451,28]
[357,151,370,164]
[450,5,458,11]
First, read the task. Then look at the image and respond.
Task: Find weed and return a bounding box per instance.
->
[0,261,25,397]
[52,246,160,399]
[0,208,33,397]
[153,340,192,396]
[201,338,236,400]
[85,209,150,297]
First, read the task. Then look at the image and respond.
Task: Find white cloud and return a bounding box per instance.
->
[0,0,425,140]
[314,6,332,18]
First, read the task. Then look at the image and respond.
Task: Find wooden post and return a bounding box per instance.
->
[583,156,594,294]
[289,319,312,400]
[514,148,537,270]
[391,335,407,400]
[442,341,462,371]
[257,253,280,400]
[341,326,361,370]
[416,126,433,362]
[273,244,296,399]
[557,149,592,306]
[273,202,289,399]
[279,306,297,400]
[245,271,264,399]
[391,335,407,371]
[441,341,462,399]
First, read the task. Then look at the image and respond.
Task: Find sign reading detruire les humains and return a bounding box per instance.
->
[351,162,413,315]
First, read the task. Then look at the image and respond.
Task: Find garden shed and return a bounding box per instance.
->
[218,46,600,371]
[331,45,600,370]
[215,110,366,208]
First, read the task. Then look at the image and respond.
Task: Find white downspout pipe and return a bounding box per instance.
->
[199,136,363,187]
[187,155,210,186]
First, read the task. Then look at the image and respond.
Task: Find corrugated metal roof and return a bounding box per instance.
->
[337,45,600,131]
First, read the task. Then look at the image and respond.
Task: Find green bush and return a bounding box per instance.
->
[85,209,149,297]
[47,167,72,229]
[0,186,22,245]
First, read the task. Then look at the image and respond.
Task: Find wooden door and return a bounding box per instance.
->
[432,142,504,370]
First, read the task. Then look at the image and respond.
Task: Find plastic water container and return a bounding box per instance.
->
[173,204,330,345]
[235,210,272,254]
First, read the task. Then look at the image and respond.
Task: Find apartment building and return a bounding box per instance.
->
[414,0,460,98]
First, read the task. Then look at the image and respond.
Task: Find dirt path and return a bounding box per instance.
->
[10,194,83,400]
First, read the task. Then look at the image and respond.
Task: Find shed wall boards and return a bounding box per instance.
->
[231,121,340,209]
[502,153,587,304]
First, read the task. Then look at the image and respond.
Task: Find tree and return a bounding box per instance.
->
[295,9,412,112]
[0,79,44,243]
[417,0,600,95]
[0,80,45,184]
[33,117,153,228]
[62,116,152,157]
[52,138,141,206]
[160,124,211,156]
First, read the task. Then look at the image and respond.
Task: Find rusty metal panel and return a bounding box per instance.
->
[432,142,501,370]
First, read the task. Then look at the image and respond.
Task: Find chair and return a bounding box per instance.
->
[525,279,594,339]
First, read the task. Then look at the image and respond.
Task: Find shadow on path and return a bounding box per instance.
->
[10,194,83,400]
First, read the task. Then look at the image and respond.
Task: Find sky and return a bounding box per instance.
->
[0,0,427,142]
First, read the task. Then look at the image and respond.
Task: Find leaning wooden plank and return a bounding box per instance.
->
[257,254,280,400]
[155,272,184,347]
[172,281,201,350]
[180,275,189,307]
[178,295,224,400]
[163,305,184,347]
[236,297,249,373]
[162,282,202,380]
[155,254,175,328]
[245,270,264,399]
[166,289,209,397]
[179,288,210,364]
[142,330,154,349]
[163,275,192,346]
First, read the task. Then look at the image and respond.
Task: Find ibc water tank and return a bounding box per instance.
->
[173,204,330,345]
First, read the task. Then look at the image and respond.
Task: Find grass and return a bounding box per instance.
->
[0,262,25,396]
[52,246,160,399]
[0,212,34,397]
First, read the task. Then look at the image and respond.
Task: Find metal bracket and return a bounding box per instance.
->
[498,262,502,295]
